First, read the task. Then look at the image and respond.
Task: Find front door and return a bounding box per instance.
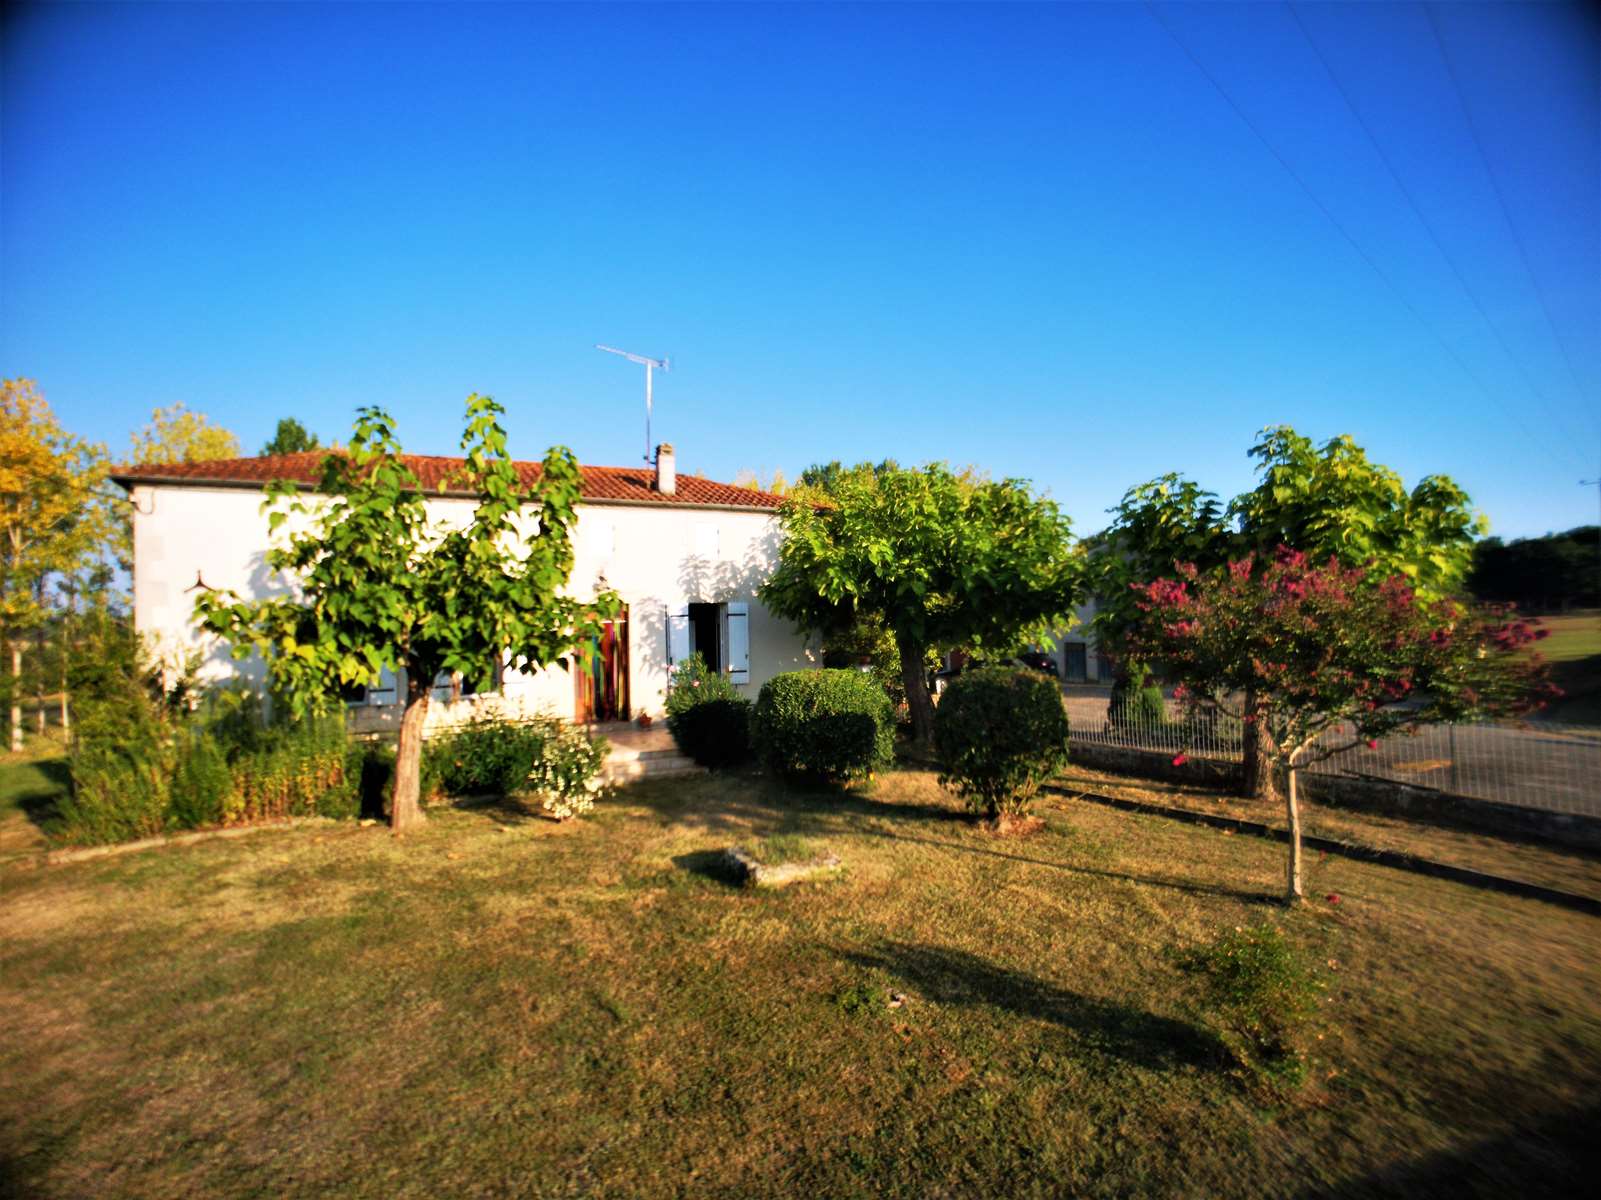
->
[575,606,630,723]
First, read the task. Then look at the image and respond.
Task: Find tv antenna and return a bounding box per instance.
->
[596,344,670,463]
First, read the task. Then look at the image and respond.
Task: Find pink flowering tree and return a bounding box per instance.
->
[1126,548,1553,902]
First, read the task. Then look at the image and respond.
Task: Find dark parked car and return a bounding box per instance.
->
[931,652,1058,695]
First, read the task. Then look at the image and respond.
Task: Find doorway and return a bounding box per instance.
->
[688,602,723,673]
[575,606,630,723]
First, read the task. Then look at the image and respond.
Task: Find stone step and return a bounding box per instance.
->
[606,745,688,763]
[603,755,704,783]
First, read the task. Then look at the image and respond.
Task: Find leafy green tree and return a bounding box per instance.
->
[1128,549,1551,901]
[1094,426,1484,797]
[129,403,242,465]
[197,395,620,832]
[261,418,321,457]
[1469,526,1599,611]
[761,461,1081,745]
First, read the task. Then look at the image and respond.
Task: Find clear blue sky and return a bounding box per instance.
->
[4,1,1597,540]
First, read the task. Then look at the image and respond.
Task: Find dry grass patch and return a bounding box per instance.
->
[1053,760,1601,899]
[1,769,1598,1198]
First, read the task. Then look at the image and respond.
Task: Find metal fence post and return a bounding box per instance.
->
[1449,723,1458,795]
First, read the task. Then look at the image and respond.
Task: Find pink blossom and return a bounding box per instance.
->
[1171,753,1188,767]
[1366,739,1378,750]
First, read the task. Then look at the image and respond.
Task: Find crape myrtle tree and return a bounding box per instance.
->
[1127,548,1552,902]
[1092,426,1483,797]
[760,461,1082,745]
[197,395,620,832]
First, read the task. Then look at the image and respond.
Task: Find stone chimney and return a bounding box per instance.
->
[654,443,676,495]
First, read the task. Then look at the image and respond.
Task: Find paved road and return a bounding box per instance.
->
[1062,691,1601,818]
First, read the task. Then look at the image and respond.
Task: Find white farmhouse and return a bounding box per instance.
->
[111,443,814,731]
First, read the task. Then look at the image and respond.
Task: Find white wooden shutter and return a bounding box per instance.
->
[667,603,691,667]
[726,601,750,684]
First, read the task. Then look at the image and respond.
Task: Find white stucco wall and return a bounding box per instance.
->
[128,483,816,724]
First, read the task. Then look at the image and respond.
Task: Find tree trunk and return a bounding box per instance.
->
[60,591,73,738]
[898,631,936,747]
[1240,685,1271,800]
[9,642,22,753]
[391,671,431,833]
[1283,759,1304,903]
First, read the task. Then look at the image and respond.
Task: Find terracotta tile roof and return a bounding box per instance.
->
[109,452,787,510]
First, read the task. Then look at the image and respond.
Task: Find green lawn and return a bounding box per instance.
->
[1535,611,1601,725]
[0,746,67,861]
[2,770,1598,1198]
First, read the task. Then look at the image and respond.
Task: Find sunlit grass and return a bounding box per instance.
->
[2,768,1597,1197]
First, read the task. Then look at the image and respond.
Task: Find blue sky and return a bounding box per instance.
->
[3,1,1597,539]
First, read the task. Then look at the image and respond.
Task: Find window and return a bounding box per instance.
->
[667,600,750,685]
[343,666,398,707]
[431,662,502,701]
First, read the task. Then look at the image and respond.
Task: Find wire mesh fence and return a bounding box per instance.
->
[1062,691,1601,818]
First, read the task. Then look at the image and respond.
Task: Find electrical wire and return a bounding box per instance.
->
[1288,0,1596,460]
[1143,0,1572,474]
[1422,1,1600,440]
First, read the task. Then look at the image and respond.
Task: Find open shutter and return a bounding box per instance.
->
[726,601,750,685]
[666,603,691,668]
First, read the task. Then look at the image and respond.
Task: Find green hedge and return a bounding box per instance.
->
[934,666,1069,819]
[752,669,894,783]
[58,693,357,847]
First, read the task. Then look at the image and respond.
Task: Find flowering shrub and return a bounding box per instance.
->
[427,716,609,819]
[1176,922,1323,1085]
[1127,547,1555,899]
[934,666,1069,820]
[665,653,752,767]
[524,721,609,820]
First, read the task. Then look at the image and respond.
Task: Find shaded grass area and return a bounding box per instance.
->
[3,769,1599,1198]
[0,750,68,860]
[1056,760,1601,902]
[1534,611,1601,725]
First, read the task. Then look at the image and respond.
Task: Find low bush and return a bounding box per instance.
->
[525,720,609,820]
[425,716,609,819]
[1175,922,1324,1084]
[57,682,175,846]
[752,670,894,783]
[1108,661,1167,733]
[666,653,752,768]
[169,728,232,828]
[934,666,1069,820]
[59,676,358,845]
[427,718,549,797]
[223,712,354,823]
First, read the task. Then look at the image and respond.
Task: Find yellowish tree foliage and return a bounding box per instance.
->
[1,379,109,749]
[129,403,241,465]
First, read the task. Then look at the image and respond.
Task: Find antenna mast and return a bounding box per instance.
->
[596,344,670,463]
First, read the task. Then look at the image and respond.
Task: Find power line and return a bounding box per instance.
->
[1422,1,1600,438]
[1142,1,1570,475]
[1288,1,1596,461]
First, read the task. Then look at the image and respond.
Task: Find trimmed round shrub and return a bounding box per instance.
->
[753,669,894,783]
[666,653,753,767]
[934,666,1069,819]
[1108,660,1167,734]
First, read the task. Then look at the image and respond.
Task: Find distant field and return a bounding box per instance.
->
[1532,612,1601,725]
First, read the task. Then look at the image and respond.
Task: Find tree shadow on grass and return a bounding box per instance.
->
[4,758,71,835]
[1296,1094,1601,1198]
[856,829,1281,904]
[623,771,970,835]
[841,940,1225,1072]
